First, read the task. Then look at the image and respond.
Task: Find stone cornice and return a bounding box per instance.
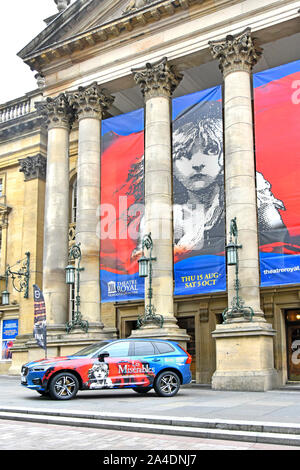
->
[0,112,43,141]
[21,0,205,71]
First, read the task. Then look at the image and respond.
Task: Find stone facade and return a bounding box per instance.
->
[0,0,299,388]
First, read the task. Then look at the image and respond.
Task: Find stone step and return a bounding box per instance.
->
[1,407,300,446]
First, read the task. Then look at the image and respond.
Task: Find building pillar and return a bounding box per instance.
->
[209,28,277,391]
[130,57,189,346]
[38,94,73,327]
[68,83,114,331]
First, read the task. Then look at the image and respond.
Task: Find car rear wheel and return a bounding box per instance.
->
[49,372,79,400]
[154,371,180,397]
[132,386,152,394]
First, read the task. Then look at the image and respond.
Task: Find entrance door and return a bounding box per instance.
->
[177,316,196,379]
[286,310,300,381]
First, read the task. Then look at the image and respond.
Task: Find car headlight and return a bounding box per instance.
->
[31,365,51,372]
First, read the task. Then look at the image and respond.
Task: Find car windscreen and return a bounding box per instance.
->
[74,341,111,357]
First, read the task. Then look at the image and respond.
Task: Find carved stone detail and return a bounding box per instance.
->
[19,154,47,181]
[0,204,12,228]
[68,82,115,121]
[55,0,71,12]
[123,0,154,15]
[209,27,262,77]
[35,93,74,130]
[132,57,183,100]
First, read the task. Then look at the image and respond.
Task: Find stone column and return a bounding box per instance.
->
[37,94,73,327]
[130,57,189,345]
[209,28,277,391]
[68,83,114,330]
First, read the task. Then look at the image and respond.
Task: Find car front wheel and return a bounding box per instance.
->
[154,371,180,397]
[49,372,79,400]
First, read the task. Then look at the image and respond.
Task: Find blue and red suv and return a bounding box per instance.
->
[21,339,192,400]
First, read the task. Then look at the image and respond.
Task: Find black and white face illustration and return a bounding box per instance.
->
[173,118,223,195]
[89,362,109,382]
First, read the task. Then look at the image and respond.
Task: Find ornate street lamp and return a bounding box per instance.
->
[223,218,254,323]
[1,252,30,305]
[65,243,89,333]
[137,233,164,329]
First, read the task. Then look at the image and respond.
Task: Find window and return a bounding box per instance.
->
[105,341,130,357]
[1,319,18,360]
[154,342,175,354]
[71,179,77,223]
[133,341,155,356]
[0,179,3,197]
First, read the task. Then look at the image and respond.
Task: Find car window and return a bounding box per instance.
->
[133,341,156,356]
[75,341,111,356]
[154,342,175,354]
[104,341,130,357]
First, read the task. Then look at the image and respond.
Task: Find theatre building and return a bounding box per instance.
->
[1,0,300,391]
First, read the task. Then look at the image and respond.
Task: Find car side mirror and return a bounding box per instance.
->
[98,351,110,362]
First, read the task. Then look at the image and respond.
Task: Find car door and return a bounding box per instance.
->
[100,341,135,388]
[131,341,162,387]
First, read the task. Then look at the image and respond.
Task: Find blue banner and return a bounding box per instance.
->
[2,319,18,360]
[172,86,226,295]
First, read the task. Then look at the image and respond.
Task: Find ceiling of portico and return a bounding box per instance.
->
[110,30,300,116]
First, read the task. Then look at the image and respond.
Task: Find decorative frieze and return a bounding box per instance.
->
[67,82,115,120]
[209,27,262,77]
[132,57,183,100]
[19,154,47,181]
[35,93,75,130]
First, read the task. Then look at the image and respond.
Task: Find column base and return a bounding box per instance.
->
[211,321,278,391]
[212,369,278,392]
[129,317,190,349]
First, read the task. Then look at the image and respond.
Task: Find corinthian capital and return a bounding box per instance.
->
[68,82,115,121]
[209,28,262,77]
[35,93,74,130]
[132,57,183,100]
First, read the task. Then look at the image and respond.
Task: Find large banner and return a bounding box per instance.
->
[172,86,226,295]
[100,109,145,302]
[254,60,300,287]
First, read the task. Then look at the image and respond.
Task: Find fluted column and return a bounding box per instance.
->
[133,57,181,320]
[131,57,189,344]
[209,29,277,391]
[210,28,264,321]
[68,83,114,327]
[37,94,74,325]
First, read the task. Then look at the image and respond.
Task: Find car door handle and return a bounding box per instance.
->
[153,358,161,362]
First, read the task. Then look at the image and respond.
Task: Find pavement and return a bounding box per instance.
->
[1,376,300,449]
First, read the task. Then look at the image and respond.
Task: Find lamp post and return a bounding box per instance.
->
[1,252,30,305]
[65,243,89,333]
[137,233,164,328]
[222,218,254,323]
